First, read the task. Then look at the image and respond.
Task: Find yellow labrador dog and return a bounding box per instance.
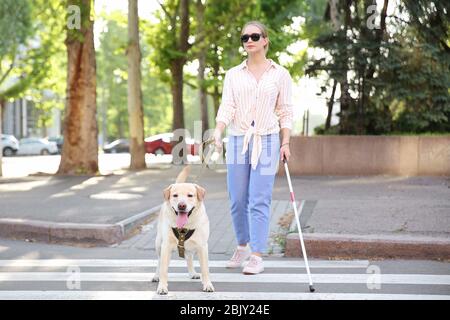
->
[152,165,214,295]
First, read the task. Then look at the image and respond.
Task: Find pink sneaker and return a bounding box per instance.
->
[242,255,264,275]
[226,246,251,268]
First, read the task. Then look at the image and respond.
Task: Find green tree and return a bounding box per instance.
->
[0,0,32,96]
[305,0,450,135]
[385,0,450,133]
[96,12,173,142]
[0,0,31,176]
[96,12,129,142]
[146,0,309,144]
[0,0,65,175]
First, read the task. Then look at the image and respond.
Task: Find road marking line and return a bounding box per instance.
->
[0,272,449,285]
[0,291,448,300]
[0,259,370,268]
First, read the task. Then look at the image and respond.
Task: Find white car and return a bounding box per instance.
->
[1,134,20,156]
[17,138,58,155]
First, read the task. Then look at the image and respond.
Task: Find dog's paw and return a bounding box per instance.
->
[152,275,159,282]
[202,281,215,292]
[190,272,201,280]
[156,284,168,295]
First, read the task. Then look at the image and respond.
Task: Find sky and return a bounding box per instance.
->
[94,0,336,135]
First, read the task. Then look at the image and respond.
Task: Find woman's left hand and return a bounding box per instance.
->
[280,144,291,162]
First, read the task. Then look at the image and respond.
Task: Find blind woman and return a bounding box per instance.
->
[213,21,294,274]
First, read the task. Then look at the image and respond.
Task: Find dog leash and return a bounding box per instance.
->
[190,138,221,185]
[172,138,220,258]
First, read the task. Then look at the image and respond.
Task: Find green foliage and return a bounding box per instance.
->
[0,0,32,95]
[0,0,31,60]
[384,0,450,133]
[0,0,66,110]
[304,0,450,135]
[25,0,67,129]
[382,40,450,132]
[314,123,339,135]
[144,0,310,109]
[96,11,173,142]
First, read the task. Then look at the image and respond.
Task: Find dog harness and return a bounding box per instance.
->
[172,228,195,258]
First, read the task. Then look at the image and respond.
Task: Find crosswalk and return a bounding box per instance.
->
[0,259,449,300]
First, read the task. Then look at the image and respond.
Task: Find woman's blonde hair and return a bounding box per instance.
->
[241,20,270,54]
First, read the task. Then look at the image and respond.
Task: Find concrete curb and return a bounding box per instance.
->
[116,205,162,238]
[0,204,162,246]
[285,232,450,260]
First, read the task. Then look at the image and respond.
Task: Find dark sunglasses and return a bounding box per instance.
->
[240,33,263,43]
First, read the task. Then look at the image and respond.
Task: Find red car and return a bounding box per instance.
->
[144,133,199,155]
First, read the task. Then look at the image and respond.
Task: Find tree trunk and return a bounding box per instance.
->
[328,0,351,133]
[329,0,340,31]
[127,0,146,169]
[170,60,188,164]
[357,75,366,134]
[171,0,189,132]
[198,54,209,136]
[338,0,352,134]
[213,85,220,119]
[118,114,123,139]
[170,0,190,164]
[58,0,98,175]
[196,0,209,137]
[325,80,337,130]
[171,61,185,132]
[212,50,221,118]
[363,0,389,133]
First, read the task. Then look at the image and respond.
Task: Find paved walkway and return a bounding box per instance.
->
[1,164,449,259]
[118,199,295,255]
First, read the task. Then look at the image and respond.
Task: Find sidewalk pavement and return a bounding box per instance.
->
[0,164,449,260]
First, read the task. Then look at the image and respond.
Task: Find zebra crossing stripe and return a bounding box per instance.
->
[0,259,370,268]
[0,291,448,300]
[0,272,449,285]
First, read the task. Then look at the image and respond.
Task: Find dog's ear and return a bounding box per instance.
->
[163,184,173,201]
[194,184,206,201]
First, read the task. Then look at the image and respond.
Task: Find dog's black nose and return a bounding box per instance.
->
[178,202,187,211]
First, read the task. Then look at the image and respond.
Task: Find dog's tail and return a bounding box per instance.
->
[175,165,191,183]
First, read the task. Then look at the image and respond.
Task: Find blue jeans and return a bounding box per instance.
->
[225,133,280,253]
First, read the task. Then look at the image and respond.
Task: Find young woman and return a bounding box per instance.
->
[213,21,294,274]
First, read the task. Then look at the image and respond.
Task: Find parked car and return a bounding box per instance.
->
[144,133,200,156]
[1,134,20,156]
[103,139,130,153]
[17,138,58,155]
[144,133,173,155]
[47,136,64,154]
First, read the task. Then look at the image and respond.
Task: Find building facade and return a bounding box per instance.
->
[1,98,61,139]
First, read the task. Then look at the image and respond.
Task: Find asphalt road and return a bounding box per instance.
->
[1,153,191,178]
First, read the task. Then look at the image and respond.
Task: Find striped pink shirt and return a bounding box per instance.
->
[215,58,294,169]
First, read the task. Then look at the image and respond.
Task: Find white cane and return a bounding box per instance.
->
[282,157,315,292]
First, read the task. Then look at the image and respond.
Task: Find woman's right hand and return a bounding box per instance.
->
[213,128,223,150]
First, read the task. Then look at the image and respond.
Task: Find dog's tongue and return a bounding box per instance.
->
[176,212,188,229]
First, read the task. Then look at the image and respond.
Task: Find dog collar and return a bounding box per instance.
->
[172,228,195,258]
